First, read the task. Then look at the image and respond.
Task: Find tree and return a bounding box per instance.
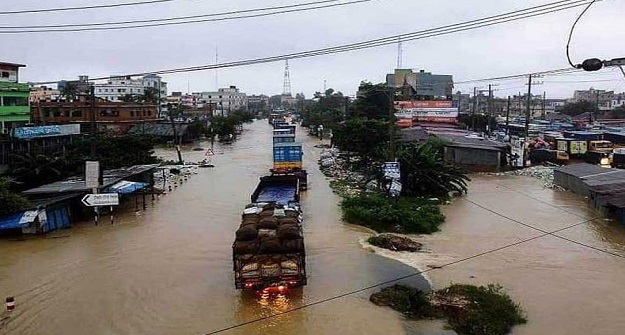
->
[119,94,138,103]
[139,87,159,104]
[398,139,470,198]
[0,177,30,216]
[333,117,390,166]
[349,81,394,120]
[60,82,78,101]
[560,101,598,117]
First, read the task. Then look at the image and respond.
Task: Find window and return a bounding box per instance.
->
[43,108,51,117]
[130,111,135,117]
[62,110,70,117]
[52,108,60,117]
[2,96,28,106]
[148,110,152,116]
[1,72,9,78]
[72,110,83,117]
[219,95,222,99]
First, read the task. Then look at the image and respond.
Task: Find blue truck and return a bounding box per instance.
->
[232,175,306,292]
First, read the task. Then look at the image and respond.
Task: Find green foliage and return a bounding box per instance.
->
[0,177,31,216]
[443,284,527,335]
[9,135,159,190]
[301,88,347,130]
[399,139,470,198]
[349,81,393,120]
[341,193,444,234]
[370,284,435,318]
[332,117,390,167]
[560,100,597,117]
[371,284,527,335]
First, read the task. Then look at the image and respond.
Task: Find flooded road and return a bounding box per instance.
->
[0,120,427,335]
[375,175,625,335]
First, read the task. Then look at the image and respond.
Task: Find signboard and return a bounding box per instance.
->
[85,161,100,188]
[81,193,120,207]
[383,162,401,180]
[510,137,526,167]
[389,180,402,197]
[395,108,459,124]
[395,100,453,109]
[13,124,80,139]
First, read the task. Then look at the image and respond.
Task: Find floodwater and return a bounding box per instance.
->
[0,120,428,335]
[372,175,625,334]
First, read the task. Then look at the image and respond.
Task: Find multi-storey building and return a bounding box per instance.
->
[30,86,60,103]
[31,96,157,134]
[572,88,614,111]
[199,86,247,115]
[386,69,453,99]
[0,62,29,134]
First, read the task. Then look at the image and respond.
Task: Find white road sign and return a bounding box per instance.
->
[383,162,401,180]
[85,161,100,188]
[81,193,119,207]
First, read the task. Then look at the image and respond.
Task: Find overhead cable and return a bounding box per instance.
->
[3,0,589,34]
[566,0,599,68]
[0,0,187,15]
[29,0,594,84]
[0,0,354,31]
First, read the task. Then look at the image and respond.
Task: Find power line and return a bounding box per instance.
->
[463,198,625,259]
[30,0,594,84]
[0,0,352,31]
[566,0,600,68]
[200,216,596,335]
[0,0,188,15]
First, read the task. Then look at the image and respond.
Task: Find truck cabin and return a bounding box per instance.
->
[589,140,613,152]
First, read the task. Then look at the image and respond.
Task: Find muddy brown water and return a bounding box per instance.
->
[0,120,428,335]
[374,175,625,335]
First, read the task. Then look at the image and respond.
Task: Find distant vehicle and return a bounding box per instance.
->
[529,149,568,165]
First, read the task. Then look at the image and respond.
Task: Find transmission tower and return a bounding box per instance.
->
[282,59,292,97]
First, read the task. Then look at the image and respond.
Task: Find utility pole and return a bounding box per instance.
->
[472,87,478,131]
[90,84,97,159]
[505,96,511,137]
[169,104,183,164]
[388,87,396,161]
[524,74,532,139]
[488,84,493,134]
[592,91,599,124]
[542,91,546,120]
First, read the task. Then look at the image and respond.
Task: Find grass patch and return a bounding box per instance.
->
[341,193,444,234]
[370,284,527,335]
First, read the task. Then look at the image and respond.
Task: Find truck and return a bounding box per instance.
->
[585,140,613,167]
[272,142,307,189]
[232,175,307,292]
[273,134,296,145]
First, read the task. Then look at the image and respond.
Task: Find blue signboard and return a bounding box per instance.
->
[13,124,80,139]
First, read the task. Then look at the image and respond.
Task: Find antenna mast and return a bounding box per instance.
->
[282,59,292,96]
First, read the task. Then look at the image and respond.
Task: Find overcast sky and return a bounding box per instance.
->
[3,0,624,99]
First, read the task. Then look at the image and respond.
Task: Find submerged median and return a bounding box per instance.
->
[315,140,527,334]
[370,284,527,335]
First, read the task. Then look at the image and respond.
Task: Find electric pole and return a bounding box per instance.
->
[388,87,396,161]
[90,84,97,159]
[524,74,532,139]
[542,91,546,120]
[505,96,511,137]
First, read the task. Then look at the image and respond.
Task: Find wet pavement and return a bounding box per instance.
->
[0,120,428,335]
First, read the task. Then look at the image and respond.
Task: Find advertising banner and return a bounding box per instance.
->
[395,100,453,109]
[13,124,80,139]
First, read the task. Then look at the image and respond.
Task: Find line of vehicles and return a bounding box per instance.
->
[232,115,307,293]
[529,131,625,168]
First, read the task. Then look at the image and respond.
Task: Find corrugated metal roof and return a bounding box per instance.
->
[555,163,622,178]
[22,164,158,195]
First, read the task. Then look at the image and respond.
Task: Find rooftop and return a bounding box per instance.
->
[23,164,158,195]
[0,62,26,68]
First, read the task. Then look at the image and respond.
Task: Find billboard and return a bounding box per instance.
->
[395,100,453,109]
[395,108,459,124]
[13,124,81,139]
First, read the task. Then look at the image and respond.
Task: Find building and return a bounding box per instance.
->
[0,62,30,134]
[612,93,625,109]
[57,75,91,97]
[30,86,60,103]
[572,88,614,111]
[386,69,453,99]
[30,96,157,134]
[452,92,471,113]
[248,95,270,113]
[199,86,247,115]
[93,74,167,104]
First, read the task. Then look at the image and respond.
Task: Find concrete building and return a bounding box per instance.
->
[199,86,247,115]
[612,93,625,109]
[248,95,270,113]
[30,86,60,103]
[93,74,167,103]
[452,92,471,113]
[572,88,614,111]
[386,69,453,99]
[0,62,29,134]
[57,75,91,97]
[31,96,157,134]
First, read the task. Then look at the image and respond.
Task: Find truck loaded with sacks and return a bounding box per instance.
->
[232,175,306,291]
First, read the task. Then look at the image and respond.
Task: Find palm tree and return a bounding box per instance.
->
[139,87,159,104]
[398,140,470,198]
